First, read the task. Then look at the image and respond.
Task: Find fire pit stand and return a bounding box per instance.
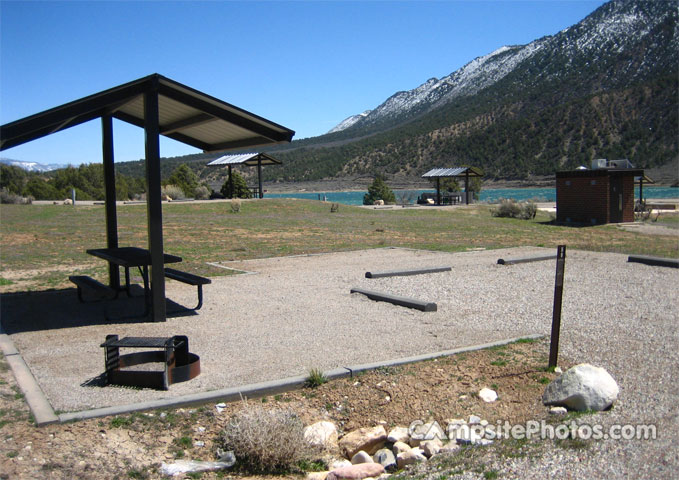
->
[101,335,200,390]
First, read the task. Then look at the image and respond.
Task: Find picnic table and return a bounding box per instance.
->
[84,247,182,319]
[73,246,211,318]
[87,246,182,295]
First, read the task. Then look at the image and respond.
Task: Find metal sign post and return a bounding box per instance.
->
[549,245,567,369]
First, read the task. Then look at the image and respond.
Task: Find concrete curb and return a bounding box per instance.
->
[498,255,557,265]
[0,334,59,426]
[350,287,437,312]
[365,266,451,278]
[627,255,679,269]
[58,333,542,423]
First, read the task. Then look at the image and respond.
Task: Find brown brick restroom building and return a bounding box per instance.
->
[556,167,645,225]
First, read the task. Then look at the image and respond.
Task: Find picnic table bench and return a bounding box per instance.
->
[164,268,211,311]
[69,275,117,303]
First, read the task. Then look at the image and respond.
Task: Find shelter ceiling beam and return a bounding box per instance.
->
[160,113,216,135]
[205,136,275,153]
[158,84,291,143]
[112,111,214,151]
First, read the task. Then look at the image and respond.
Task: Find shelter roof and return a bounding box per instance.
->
[635,174,655,184]
[422,167,483,178]
[0,74,295,153]
[207,152,281,167]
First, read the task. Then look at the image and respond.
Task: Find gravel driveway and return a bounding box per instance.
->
[1,246,677,479]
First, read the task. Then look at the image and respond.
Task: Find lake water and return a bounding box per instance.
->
[266,186,678,206]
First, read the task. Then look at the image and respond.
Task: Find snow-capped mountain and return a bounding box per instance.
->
[327,110,372,134]
[0,158,62,172]
[329,0,676,135]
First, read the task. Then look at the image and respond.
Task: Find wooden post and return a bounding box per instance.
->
[549,245,567,369]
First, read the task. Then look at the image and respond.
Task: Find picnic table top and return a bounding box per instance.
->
[86,247,182,268]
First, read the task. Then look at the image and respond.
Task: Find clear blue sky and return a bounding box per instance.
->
[0,0,606,166]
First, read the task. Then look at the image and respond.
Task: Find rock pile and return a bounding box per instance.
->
[304,415,495,480]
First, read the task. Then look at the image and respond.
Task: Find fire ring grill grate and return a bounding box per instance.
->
[100,335,200,390]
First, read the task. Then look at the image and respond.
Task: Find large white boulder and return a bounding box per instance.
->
[304,421,338,450]
[542,363,619,411]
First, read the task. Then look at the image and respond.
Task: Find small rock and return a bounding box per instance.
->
[542,363,619,411]
[305,421,339,450]
[420,439,442,458]
[392,441,411,455]
[330,459,352,469]
[396,449,427,468]
[549,406,568,415]
[555,366,563,374]
[339,426,387,459]
[373,448,397,472]
[386,427,409,444]
[479,388,498,403]
[194,441,205,447]
[351,451,374,464]
[327,463,385,480]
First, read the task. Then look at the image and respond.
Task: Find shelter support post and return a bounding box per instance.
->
[102,115,120,290]
[144,83,167,322]
[436,178,441,205]
[639,179,644,207]
[257,159,263,198]
[464,171,470,205]
[228,165,233,198]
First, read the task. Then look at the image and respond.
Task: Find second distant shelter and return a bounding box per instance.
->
[422,166,483,205]
[207,152,281,198]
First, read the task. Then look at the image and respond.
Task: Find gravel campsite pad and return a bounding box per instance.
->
[2,247,678,422]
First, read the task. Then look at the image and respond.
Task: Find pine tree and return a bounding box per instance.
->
[363,175,396,205]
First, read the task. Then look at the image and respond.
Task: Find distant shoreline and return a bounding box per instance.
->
[264,176,558,194]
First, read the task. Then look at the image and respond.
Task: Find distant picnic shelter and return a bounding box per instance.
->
[0,73,294,321]
[422,167,484,205]
[207,152,281,198]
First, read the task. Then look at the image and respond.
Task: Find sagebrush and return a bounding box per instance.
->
[161,184,185,200]
[0,189,32,205]
[492,198,537,220]
[219,404,313,472]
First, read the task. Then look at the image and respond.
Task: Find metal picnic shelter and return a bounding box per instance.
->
[422,167,483,205]
[207,152,281,198]
[0,74,294,322]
